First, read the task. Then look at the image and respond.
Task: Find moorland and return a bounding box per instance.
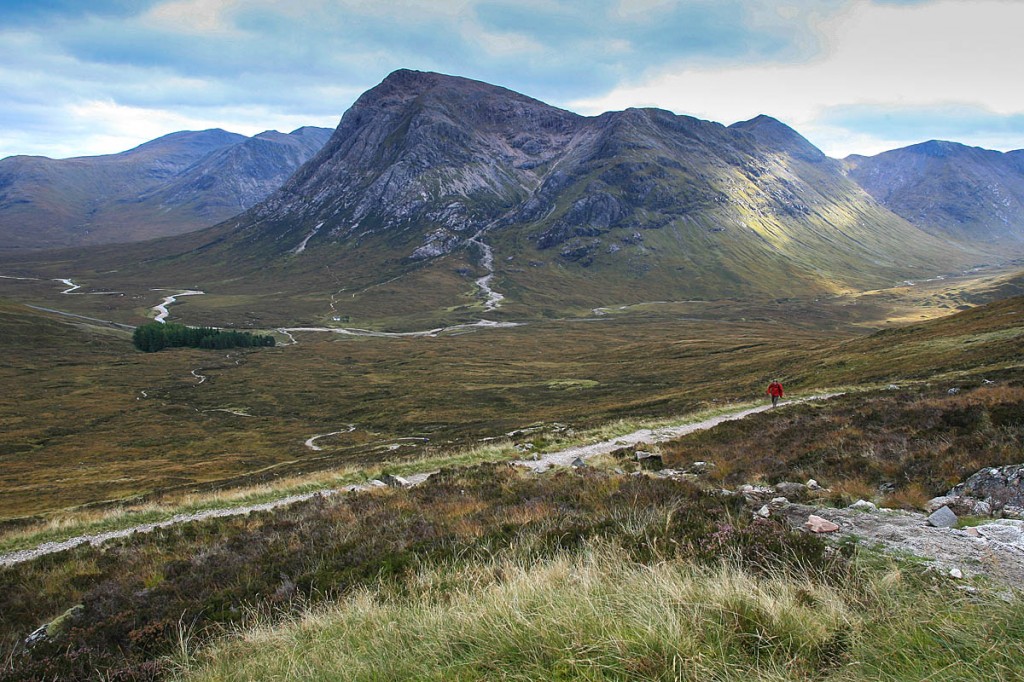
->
[2,69,1024,681]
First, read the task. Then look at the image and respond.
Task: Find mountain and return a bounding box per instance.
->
[151,70,973,317]
[0,71,993,327]
[846,140,1024,246]
[0,126,332,249]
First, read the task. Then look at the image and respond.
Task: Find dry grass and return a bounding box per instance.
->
[175,543,1024,682]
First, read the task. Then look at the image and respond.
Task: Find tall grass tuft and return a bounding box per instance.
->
[177,543,1024,682]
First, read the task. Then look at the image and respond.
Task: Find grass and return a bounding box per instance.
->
[660,382,1024,506]
[176,543,1024,682]
[2,465,812,680]
[0,391,847,556]
[0,294,848,520]
[0,292,1022,680]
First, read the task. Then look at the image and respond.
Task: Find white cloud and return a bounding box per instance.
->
[143,0,243,35]
[566,0,1024,156]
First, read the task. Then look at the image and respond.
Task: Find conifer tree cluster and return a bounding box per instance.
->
[133,322,275,352]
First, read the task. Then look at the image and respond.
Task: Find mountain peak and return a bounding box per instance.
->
[730,114,827,162]
[906,139,969,158]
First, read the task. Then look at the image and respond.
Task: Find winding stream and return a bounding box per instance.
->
[151,289,205,323]
[56,278,81,294]
[304,425,357,451]
[468,234,504,312]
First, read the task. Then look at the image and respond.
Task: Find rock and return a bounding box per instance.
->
[806,478,821,491]
[886,384,899,390]
[949,463,1024,511]
[774,481,806,498]
[24,625,48,649]
[687,461,715,474]
[926,495,956,513]
[850,499,878,512]
[975,520,1024,546]
[756,505,771,518]
[927,505,958,528]
[571,457,587,468]
[947,387,961,395]
[380,474,411,488]
[613,467,625,475]
[634,451,663,470]
[949,567,963,579]
[770,497,789,506]
[972,500,992,516]
[367,479,388,488]
[964,526,981,537]
[804,515,840,533]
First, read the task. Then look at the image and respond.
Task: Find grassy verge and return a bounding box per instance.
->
[177,543,1024,682]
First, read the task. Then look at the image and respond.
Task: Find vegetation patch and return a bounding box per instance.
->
[661,383,1024,507]
[0,466,841,681]
[178,546,1024,682]
[133,322,275,352]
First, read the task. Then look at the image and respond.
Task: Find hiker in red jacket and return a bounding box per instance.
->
[767,380,784,407]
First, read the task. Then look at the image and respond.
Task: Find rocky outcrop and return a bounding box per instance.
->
[769,500,1024,586]
[949,464,1024,515]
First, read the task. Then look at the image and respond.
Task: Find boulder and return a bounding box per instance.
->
[804,515,840,533]
[774,481,806,497]
[634,451,663,470]
[926,495,956,513]
[756,505,771,518]
[571,457,587,468]
[850,499,878,512]
[949,464,1024,510]
[687,461,715,474]
[806,478,822,491]
[927,505,958,528]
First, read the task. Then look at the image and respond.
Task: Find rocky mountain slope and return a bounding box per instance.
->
[0,126,331,249]
[135,69,980,320]
[3,71,1005,325]
[846,140,1024,246]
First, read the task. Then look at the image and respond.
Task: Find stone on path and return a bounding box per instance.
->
[571,457,586,468]
[804,515,840,533]
[380,474,411,488]
[927,505,958,528]
[850,499,878,512]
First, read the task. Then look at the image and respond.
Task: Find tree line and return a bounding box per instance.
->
[133,322,276,352]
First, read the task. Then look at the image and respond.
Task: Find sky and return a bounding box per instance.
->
[2,0,1023,160]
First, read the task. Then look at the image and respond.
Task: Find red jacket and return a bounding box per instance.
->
[767,382,784,397]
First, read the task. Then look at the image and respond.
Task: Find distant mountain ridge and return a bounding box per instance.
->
[846,140,1024,246]
[0,126,332,249]
[4,70,1018,327]
[197,70,969,309]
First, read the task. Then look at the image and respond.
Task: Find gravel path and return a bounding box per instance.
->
[0,397,837,568]
[512,394,842,473]
[0,472,433,568]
